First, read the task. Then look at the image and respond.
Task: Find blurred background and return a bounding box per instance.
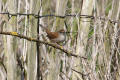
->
[0,0,120,80]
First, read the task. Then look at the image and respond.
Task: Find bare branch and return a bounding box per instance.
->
[0,31,86,59]
[72,68,90,76]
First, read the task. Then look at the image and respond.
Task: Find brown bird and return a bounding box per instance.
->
[39,24,66,43]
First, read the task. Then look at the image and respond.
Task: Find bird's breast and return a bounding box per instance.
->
[51,33,65,43]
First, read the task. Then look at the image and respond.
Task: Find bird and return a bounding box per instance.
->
[39,24,66,43]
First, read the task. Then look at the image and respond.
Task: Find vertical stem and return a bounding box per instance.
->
[37,11,40,80]
[36,11,43,80]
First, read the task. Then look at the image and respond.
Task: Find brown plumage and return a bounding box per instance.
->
[40,24,66,43]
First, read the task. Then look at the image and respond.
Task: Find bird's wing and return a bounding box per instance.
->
[47,32,59,39]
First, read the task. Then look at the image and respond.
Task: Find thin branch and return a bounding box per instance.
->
[0,12,93,19]
[72,68,90,76]
[0,12,119,24]
[0,57,7,74]
[60,71,70,80]
[0,31,86,59]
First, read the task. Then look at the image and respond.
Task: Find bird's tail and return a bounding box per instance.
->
[39,24,51,34]
[39,24,46,29]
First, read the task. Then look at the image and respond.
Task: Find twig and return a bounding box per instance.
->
[0,12,119,24]
[72,68,90,76]
[0,12,93,19]
[61,71,70,80]
[0,57,7,74]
